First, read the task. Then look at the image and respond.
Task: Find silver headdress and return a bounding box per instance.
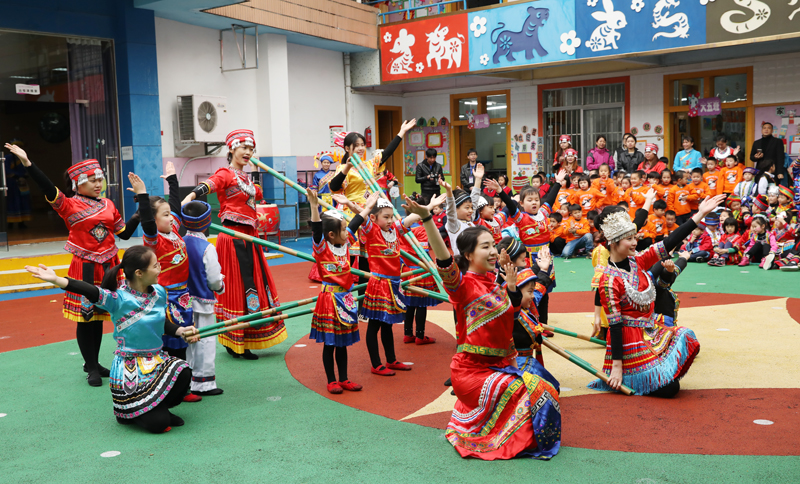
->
[600,210,637,243]
[323,210,345,221]
[474,196,488,211]
[376,198,393,209]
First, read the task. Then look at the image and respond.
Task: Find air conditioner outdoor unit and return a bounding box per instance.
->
[176,95,228,144]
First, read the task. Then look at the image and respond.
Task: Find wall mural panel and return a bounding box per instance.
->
[379,0,799,82]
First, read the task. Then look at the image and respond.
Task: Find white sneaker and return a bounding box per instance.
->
[763,253,775,271]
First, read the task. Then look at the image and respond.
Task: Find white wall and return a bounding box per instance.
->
[629,71,666,155]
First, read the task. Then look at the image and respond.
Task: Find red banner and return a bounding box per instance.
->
[380,14,469,83]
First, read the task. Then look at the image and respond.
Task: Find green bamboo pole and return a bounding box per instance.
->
[542,324,606,346]
[347,152,446,294]
[541,337,635,396]
[247,156,431,274]
[404,285,449,303]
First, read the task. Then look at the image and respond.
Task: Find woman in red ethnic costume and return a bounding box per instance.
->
[6,143,139,387]
[589,193,725,397]
[182,129,286,360]
[403,197,562,461]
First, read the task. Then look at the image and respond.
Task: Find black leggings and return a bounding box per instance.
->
[550,238,566,256]
[129,368,191,433]
[538,293,550,325]
[647,380,680,398]
[746,241,770,262]
[322,345,349,383]
[366,319,397,368]
[76,321,103,372]
[404,307,427,338]
[164,347,187,360]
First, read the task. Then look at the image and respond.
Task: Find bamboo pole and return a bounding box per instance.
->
[405,285,449,302]
[246,156,432,276]
[347,152,446,294]
[541,337,635,396]
[210,223,426,282]
[542,324,607,346]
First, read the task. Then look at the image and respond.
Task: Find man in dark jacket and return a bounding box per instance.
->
[415,148,443,200]
[750,122,787,187]
[460,148,479,190]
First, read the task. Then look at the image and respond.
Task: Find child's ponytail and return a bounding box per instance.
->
[101,263,124,291]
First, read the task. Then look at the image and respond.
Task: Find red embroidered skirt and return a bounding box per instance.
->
[214,228,287,353]
[63,254,121,323]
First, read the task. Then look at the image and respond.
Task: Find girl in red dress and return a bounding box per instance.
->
[591,194,725,396]
[6,143,139,387]
[182,129,285,360]
[307,190,377,394]
[403,198,562,461]
[358,198,421,376]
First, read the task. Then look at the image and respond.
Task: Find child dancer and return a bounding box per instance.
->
[307,190,376,393]
[182,129,285,360]
[181,201,225,397]
[6,143,139,387]
[27,245,195,434]
[138,166,194,365]
[403,198,561,460]
[548,213,567,256]
[441,178,474,254]
[359,198,420,376]
[474,164,508,244]
[511,256,560,375]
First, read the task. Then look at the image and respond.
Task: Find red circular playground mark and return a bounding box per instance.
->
[285,292,800,456]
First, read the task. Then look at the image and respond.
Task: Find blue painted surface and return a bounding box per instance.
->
[257,156,299,231]
[0,288,62,303]
[575,0,705,58]
[469,0,576,71]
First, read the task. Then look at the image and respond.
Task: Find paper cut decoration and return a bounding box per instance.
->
[426,25,465,70]
[518,152,533,165]
[643,122,651,131]
[473,114,490,129]
[587,0,627,51]
[652,0,690,40]
[490,5,550,63]
[426,132,443,148]
[428,117,438,126]
[387,28,416,74]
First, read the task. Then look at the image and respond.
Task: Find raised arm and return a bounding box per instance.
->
[542,170,567,208]
[403,194,449,262]
[127,173,156,238]
[6,144,58,200]
[380,119,416,167]
[162,162,180,215]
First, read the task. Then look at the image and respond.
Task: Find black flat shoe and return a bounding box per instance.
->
[193,388,224,396]
[87,370,103,387]
[84,364,110,377]
[168,412,185,427]
[225,347,241,358]
[116,416,133,425]
[242,350,259,360]
[444,378,451,387]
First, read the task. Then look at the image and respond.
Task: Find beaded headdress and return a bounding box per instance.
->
[226,129,256,150]
[645,143,658,153]
[600,210,637,244]
[67,159,104,191]
[474,196,488,212]
[376,198,393,209]
[323,210,345,221]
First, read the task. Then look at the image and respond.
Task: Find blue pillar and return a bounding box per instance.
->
[113,1,162,221]
[259,156,298,232]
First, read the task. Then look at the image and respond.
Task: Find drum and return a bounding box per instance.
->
[256,203,280,235]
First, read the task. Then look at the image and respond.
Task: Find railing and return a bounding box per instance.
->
[364,0,468,25]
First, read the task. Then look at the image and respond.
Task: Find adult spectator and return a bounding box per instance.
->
[614,133,644,173]
[415,148,443,200]
[638,144,667,175]
[460,148,478,190]
[751,122,787,187]
[673,135,703,172]
[586,135,613,172]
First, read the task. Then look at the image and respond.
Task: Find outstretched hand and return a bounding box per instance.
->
[554,169,568,184]
[402,195,430,218]
[426,193,447,211]
[503,263,518,292]
[697,194,726,217]
[474,163,485,179]
[4,143,31,167]
[644,188,657,204]
[364,191,381,211]
[497,248,511,268]
[536,245,552,271]
[127,172,147,195]
[25,264,58,284]
[398,119,417,137]
[484,177,501,194]
[438,177,452,191]
[161,161,176,180]
[306,189,319,206]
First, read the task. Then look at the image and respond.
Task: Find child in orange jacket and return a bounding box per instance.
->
[561,204,593,258]
[703,157,722,196]
[667,170,695,224]
[719,155,743,195]
[569,174,604,216]
[590,163,617,208]
[687,168,710,213]
[623,171,648,219]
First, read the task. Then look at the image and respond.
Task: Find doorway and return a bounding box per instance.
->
[375,105,404,185]
[0,30,121,246]
[450,90,510,185]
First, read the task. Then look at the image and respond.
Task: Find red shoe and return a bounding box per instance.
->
[386,360,412,371]
[339,380,362,391]
[403,335,416,344]
[182,393,202,403]
[543,330,554,338]
[415,336,436,345]
[326,382,343,394]
[370,365,396,376]
[162,426,172,433]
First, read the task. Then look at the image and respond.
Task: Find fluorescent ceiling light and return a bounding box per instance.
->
[10,75,35,79]
[52,67,67,72]
[487,105,506,111]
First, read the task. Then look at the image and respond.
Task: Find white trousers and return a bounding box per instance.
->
[186,309,218,392]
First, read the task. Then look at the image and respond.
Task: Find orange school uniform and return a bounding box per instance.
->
[703,170,722,195]
[687,181,709,211]
[667,184,693,216]
[563,217,591,243]
[550,222,567,242]
[719,165,743,194]
[640,213,667,240]
[569,188,604,215]
[553,188,574,213]
[623,186,648,219]
[591,178,617,207]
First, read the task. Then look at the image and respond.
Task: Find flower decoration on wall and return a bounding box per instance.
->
[415,62,424,73]
[631,0,644,12]
[559,31,581,56]
[470,16,487,38]
[587,0,599,6]
[383,32,392,43]
[480,53,490,65]
[699,0,715,5]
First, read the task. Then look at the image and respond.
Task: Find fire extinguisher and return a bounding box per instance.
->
[365,126,372,148]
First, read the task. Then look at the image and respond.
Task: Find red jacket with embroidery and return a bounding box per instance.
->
[202,167,263,227]
[49,191,125,263]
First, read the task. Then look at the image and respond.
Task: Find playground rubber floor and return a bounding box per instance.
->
[1,245,799,483]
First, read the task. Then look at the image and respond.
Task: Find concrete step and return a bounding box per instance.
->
[0,236,283,295]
